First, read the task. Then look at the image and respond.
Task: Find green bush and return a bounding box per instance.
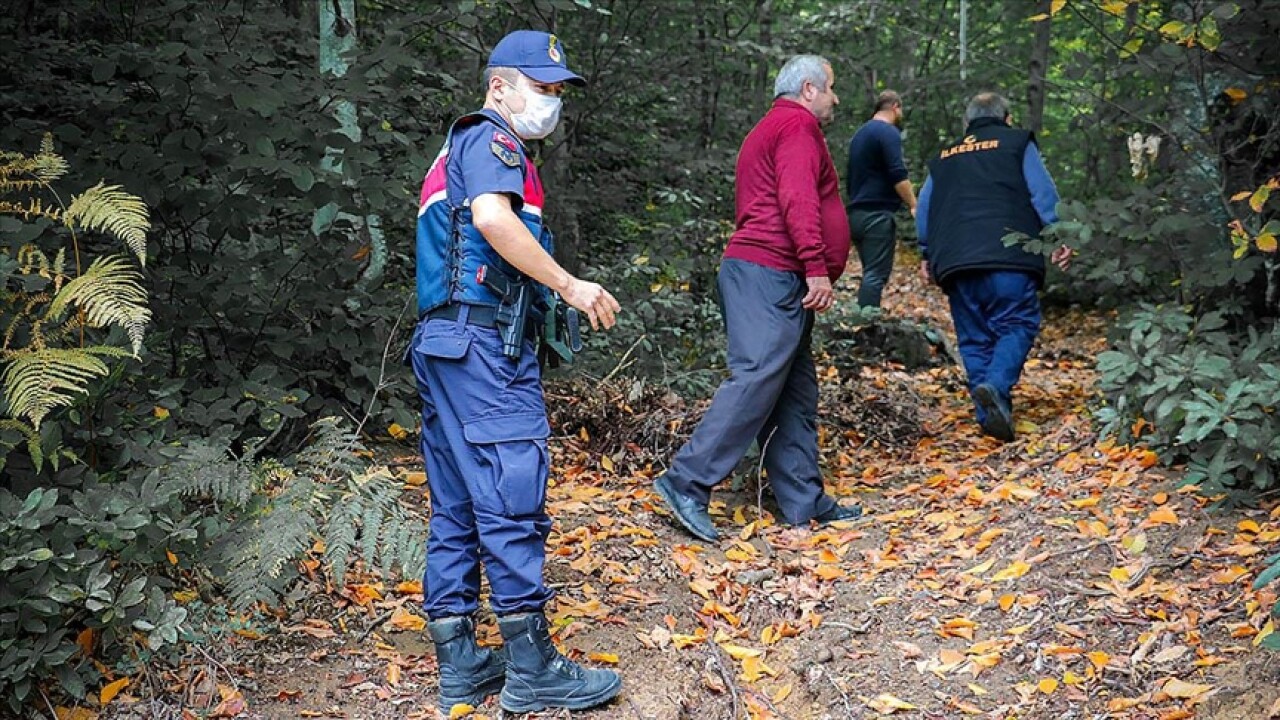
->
[0,483,188,713]
[1095,304,1280,497]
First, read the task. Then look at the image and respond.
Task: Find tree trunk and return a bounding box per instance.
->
[756,0,773,105]
[1026,0,1052,133]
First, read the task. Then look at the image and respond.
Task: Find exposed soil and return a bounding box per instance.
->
[109,250,1280,720]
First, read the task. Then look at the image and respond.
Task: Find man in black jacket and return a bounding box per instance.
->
[916,92,1071,441]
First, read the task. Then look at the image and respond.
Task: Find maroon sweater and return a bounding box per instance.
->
[723,99,850,281]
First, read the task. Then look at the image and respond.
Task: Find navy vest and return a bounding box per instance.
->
[924,118,1046,287]
[415,111,553,315]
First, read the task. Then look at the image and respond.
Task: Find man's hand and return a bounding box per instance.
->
[562,278,621,330]
[802,276,834,312]
[909,205,917,219]
[918,260,931,283]
[1051,244,1073,271]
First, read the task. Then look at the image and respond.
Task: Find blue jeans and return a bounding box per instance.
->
[849,209,897,308]
[944,271,1041,424]
[410,311,555,619]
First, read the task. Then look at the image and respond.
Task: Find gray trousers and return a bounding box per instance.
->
[664,258,837,525]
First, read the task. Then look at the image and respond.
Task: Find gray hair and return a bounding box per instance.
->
[773,55,830,99]
[483,65,519,91]
[965,92,1010,123]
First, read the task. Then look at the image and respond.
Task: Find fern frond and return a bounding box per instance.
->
[33,134,69,182]
[63,183,148,266]
[17,245,52,278]
[0,180,46,195]
[0,346,126,427]
[0,198,63,223]
[46,255,150,355]
[0,418,42,472]
[159,441,256,506]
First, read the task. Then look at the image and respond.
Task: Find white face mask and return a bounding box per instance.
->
[503,82,562,140]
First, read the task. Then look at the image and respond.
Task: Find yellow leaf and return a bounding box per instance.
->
[1252,185,1273,213]
[991,561,1031,582]
[1050,0,1066,14]
[448,703,476,718]
[1224,87,1248,102]
[386,663,401,686]
[1088,651,1110,670]
[1239,519,1262,533]
[403,471,426,486]
[720,644,763,660]
[166,549,178,565]
[1109,566,1131,583]
[1038,677,1059,694]
[1120,38,1143,57]
[1159,20,1188,36]
[1209,565,1249,584]
[998,594,1016,612]
[100,678,130,705]
[1101,0,1130,16]
[867,693,917,713]
[1122,532,1148,554]
[55,710,97,720]
[601,455,614,473]
[1015,419,1039,434]
[1254,620,1275,647]
[1064,670,1084,686]
[152,406,170,420]
[1258,232,1278,253]
[1232,189,1255,201]
[1163,678,1214,699]
[741,655,777,682]
[968,682,988,696]
[965,558,996,575]
[588,652,620,664]
[1028,12,1050,21]
[387,422,408,440]
[1146,506,1179,525]
[773,684,792,703]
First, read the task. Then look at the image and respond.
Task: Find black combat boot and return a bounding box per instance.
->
[428,616,505,716]
[497,612,622,712]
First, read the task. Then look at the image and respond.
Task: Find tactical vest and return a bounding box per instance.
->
[415,111,553,315]
[924,118,1046,287]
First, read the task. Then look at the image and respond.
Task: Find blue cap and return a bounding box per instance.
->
[487,30,586,87]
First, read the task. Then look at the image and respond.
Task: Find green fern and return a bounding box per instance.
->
[46,256,150,355]
[1,346,130,428]
[63,183,149,266]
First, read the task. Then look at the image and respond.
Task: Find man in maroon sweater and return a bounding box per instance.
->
[654,55,861,542]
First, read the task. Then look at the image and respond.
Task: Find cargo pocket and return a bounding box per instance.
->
[415,322,472,359]
[463,413,551,517]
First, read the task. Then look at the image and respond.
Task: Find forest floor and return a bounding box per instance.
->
[121,252,1280,720]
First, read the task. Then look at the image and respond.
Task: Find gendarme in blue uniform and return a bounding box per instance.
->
[411,108,555,619]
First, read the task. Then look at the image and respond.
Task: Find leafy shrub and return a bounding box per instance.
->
[1095,304,1280,497]
[0,483,188,713]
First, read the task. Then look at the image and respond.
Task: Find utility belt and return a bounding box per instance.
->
[424,302,539,343]
[423,264,582,365]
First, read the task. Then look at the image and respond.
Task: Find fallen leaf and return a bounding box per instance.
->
[866,693,916,713]
[54,710,97,720]
[893,640,924,659]
[773,684,792,703]
[1038,677,1059,694]
[448,703,476,719]
[98,676,128,702]
[1162,678,1214,699]
[1087,651,1110,670]
[1146,506,1179,526]
[1151,645,1190,664]
[587,652,619,664]
[386,663,400,686]
[991,561,1031,582]
[387,607,425,632]
[720,644,763,660]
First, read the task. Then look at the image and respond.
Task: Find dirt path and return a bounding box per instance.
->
[216,255,1278,720]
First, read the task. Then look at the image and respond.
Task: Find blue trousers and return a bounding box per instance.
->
[850,209,896,308]
[410,311,555,619]
[944,271,1041,423]
[664,259,837,525]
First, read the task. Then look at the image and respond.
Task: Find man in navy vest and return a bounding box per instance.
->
[916,92,1071,441]
[411,30,622,715]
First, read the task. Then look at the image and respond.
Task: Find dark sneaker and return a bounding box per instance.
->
[428,616,505,716]
[653,474,719,542]
[814,503,863,525]
[974,383,1014,442]
[497,612,622,713]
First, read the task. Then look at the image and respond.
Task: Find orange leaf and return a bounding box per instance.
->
[395,580,423,594]
[100,678,130,705]
[1146,506,1179,525]
[1038,677,1059,694]
[998,594,1016,612]
[1087,651,1110,670]
[587,652,620,664]
[387,607,425,632]
[386,663,401,686]
[1209,566,1249,584]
